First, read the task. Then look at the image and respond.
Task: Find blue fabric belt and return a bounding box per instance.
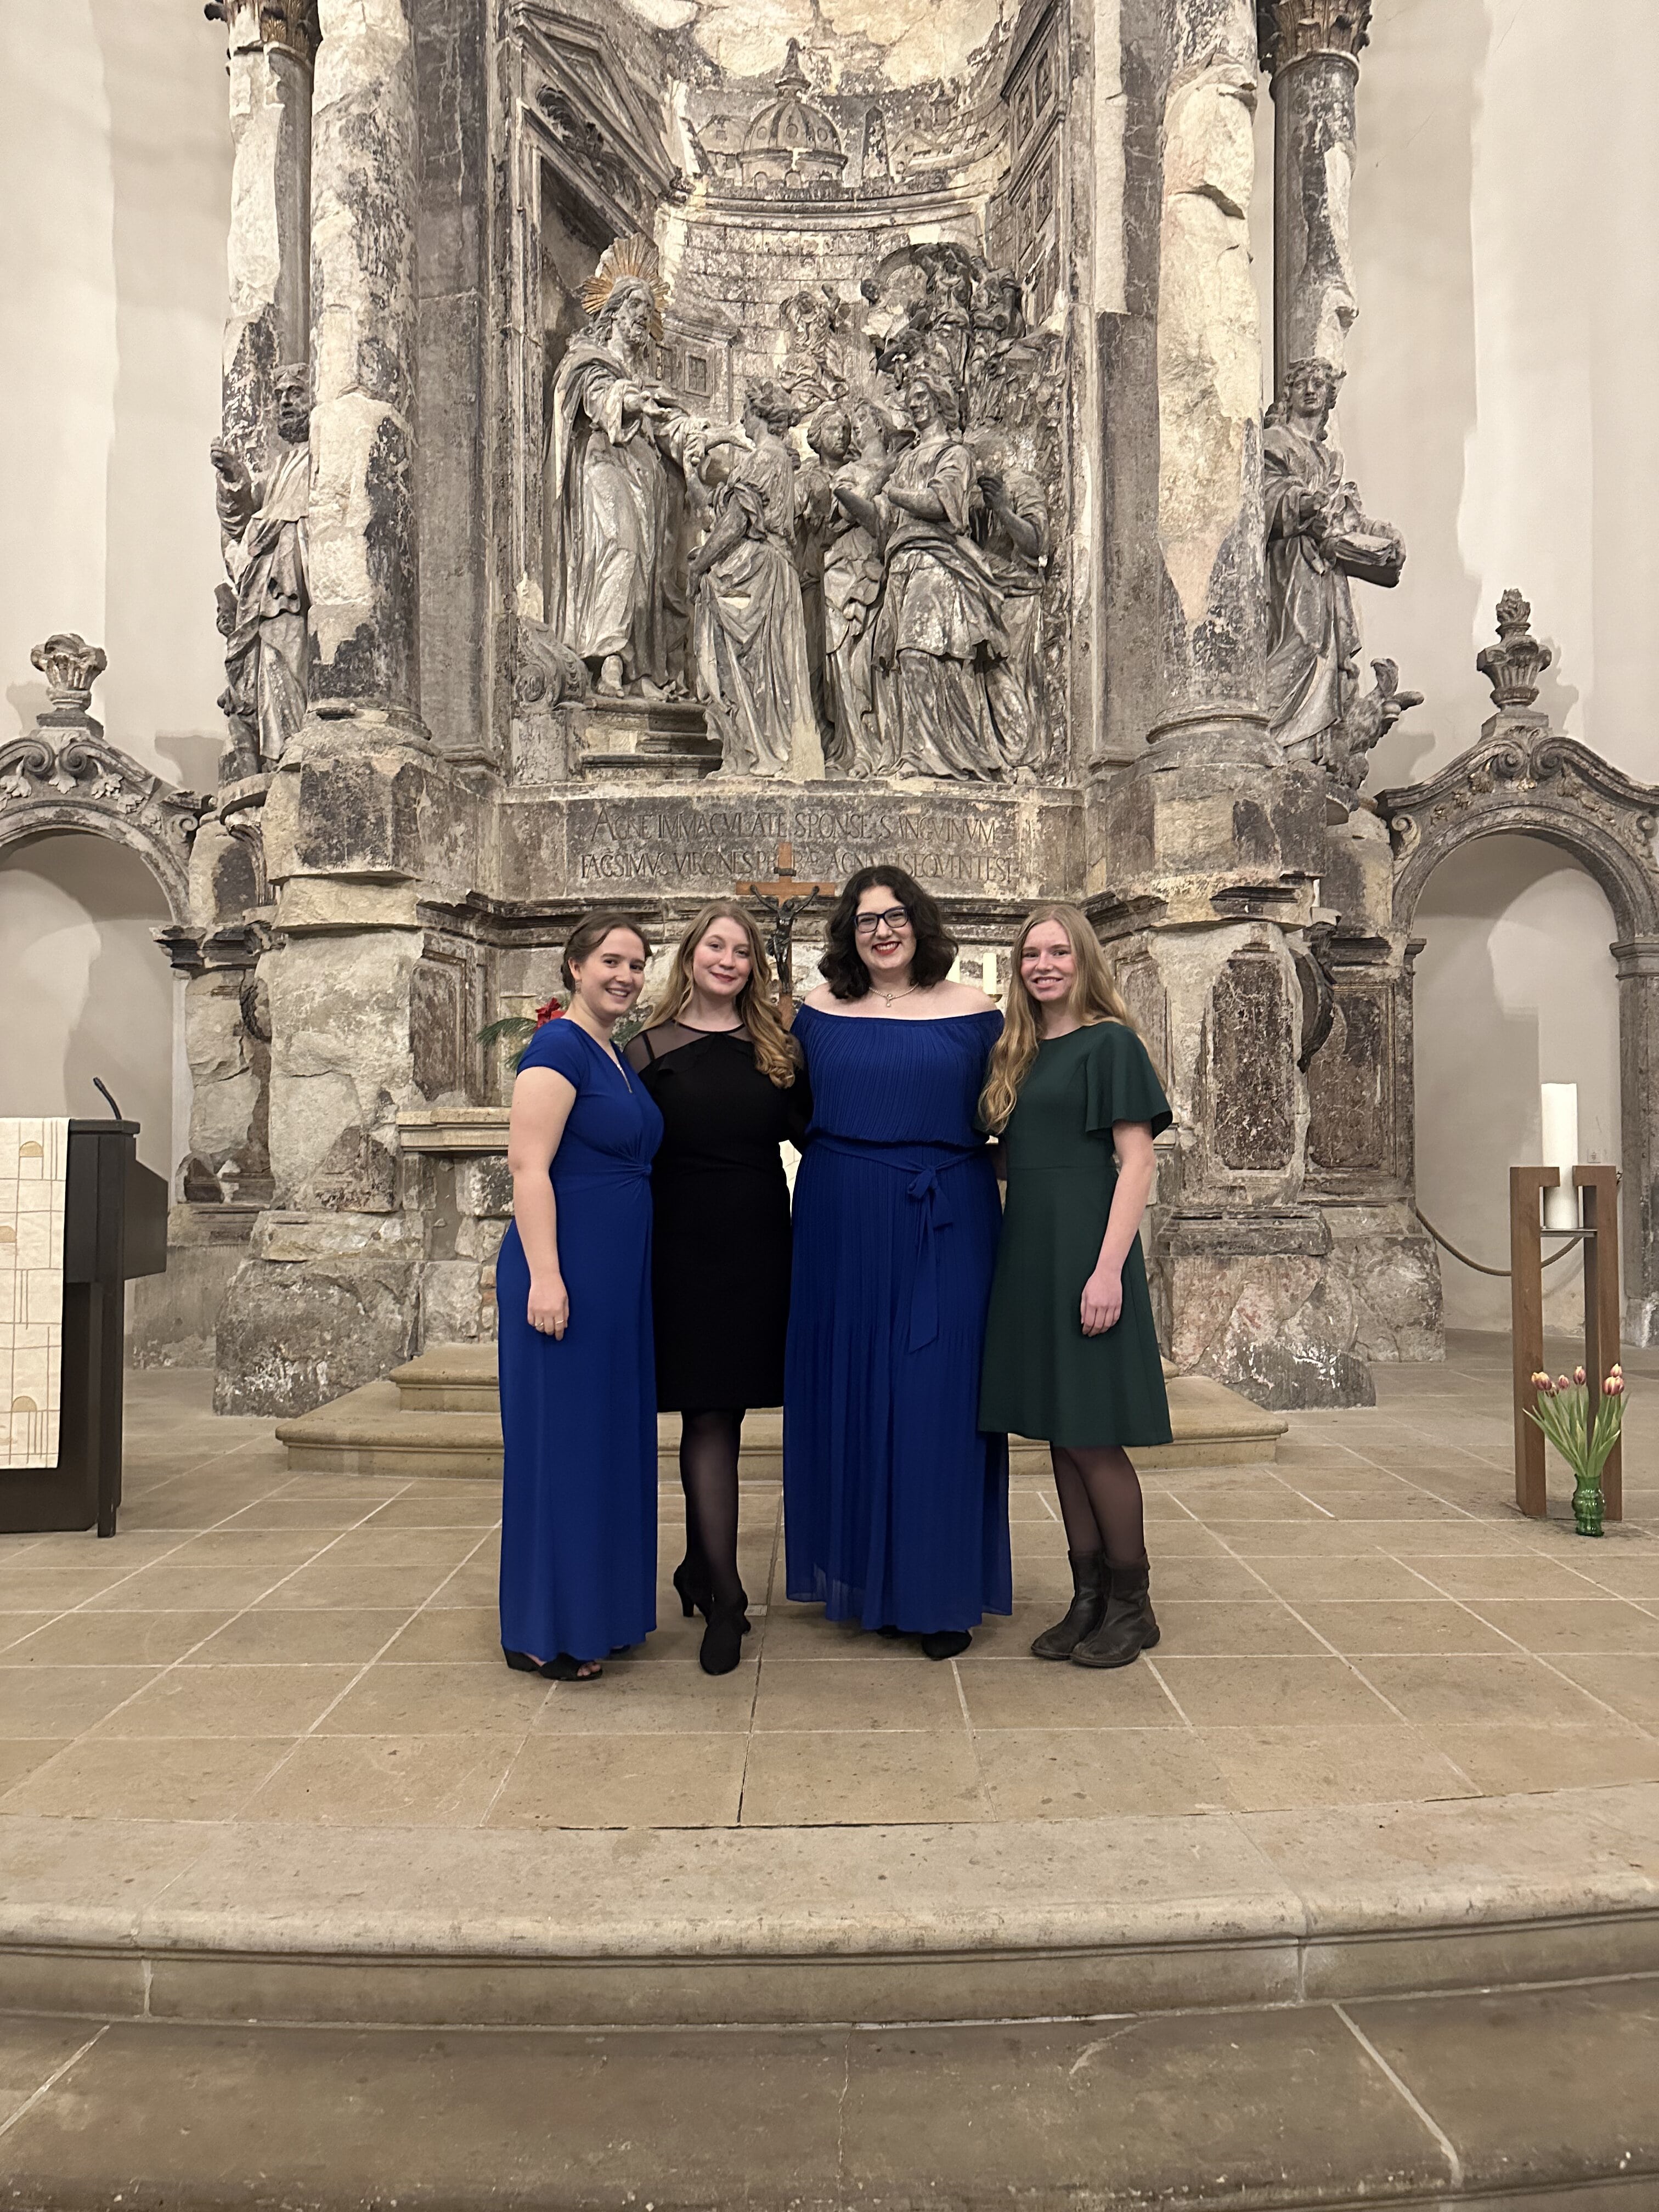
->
[811,1137,985,1353]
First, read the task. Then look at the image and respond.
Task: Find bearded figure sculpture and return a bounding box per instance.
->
[546,238,724,698]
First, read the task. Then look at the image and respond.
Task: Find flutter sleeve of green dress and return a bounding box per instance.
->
[1081,1025,1173,1142]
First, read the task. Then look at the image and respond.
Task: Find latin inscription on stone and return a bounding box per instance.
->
[568,797,1022,893]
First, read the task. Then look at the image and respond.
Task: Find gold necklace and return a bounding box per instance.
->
[876,981,921,1008]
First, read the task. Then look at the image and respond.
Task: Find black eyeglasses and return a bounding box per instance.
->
[853,906,912,937]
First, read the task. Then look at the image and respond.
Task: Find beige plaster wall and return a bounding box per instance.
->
[1255,0,1656,1331]
[0,2,230,1188]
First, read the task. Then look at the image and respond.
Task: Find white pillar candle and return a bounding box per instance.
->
[983,950,998,998]
[1541,1081,1580,1229]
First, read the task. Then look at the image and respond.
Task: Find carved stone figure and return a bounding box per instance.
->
[546,239,719,698]
[839,369,1011,782]
[210,362,311,774]
[970,431,1048,772]
[690,383,822,781]
[1263,357,1404,760]
[805,405,892,778]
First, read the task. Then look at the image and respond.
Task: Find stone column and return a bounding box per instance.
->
[213,0,318,451]
[1096,0,1370,1406]
[215,0,466,1415]
[1613,936,1659,1346]
[1257,0,1369,393]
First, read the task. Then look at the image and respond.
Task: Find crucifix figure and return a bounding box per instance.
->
[736,840,837,1008]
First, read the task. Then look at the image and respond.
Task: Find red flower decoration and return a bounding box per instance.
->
[533,998,562,1028]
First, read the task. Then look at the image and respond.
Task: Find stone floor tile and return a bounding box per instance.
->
[82,1563,286,1612]
[530,1657,758,1735]
[1566,1556,1659,1599]
[1351,1652,1623,1727]
[1243,1555,1441,1602]
[304,1528,489,1571]
[0,2019,850,2205]
[1344,1980,1659,2192]
[189,1609,415,1664]
[1401,1553,1616,1600]
[974,1726,1229,1819]
[1463,1596,1659,1652]
[1292,1600,1515,1655]
[379,1606,501,1662]
[1549,1652,1659,1727]
[840,2011,1451,2203]
[239,1733,524,1827]
[1418,1721,1659,1796]
[86,1662,358,1739]
[1150,1655,1398,1728]
[1164,1479,1328,1521]
[2,1735,293,1819]
[426,1565,506,1608]
[0,1566,142,1611]
[740,1728,987,1824]
[751,1656,966,1733]
[0,1610,233,1668]
[0,1665,160,1739]
[358,1490,503,1529]
[211,1500,382,1533]
[1137,1556,1271,1600]
[1217,1520,1524,1558]
[316,1660,541,1737]
[1197,1723,1478,1812]
[252,1563,458,1612]
[0,1611,59,1652]
[167,1528,343,1568]
[0,1740,67,1795]
[753,1606,924,1659]
[1150,1599,1327,1655]
[957,1652,1183,1729]
[486,1731,747,1828]
[0,2016,116,2128]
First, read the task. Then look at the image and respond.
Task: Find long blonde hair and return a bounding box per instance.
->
[642,900,800,1087]
[980,904,1140,1133]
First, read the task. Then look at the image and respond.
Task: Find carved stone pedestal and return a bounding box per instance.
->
[567,699,723,783]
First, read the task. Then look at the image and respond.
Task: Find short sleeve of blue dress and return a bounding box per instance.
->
[516,1018,588,1084]
[1082,1025,1172,1140]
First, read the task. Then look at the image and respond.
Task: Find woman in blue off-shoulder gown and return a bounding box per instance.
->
[497,913,663,1681]
[784,866,1011,1659]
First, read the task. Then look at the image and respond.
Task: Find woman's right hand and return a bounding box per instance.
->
[527,1274,569,1340]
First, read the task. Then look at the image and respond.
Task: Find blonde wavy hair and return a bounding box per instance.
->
[981,903,1141,1133]
[642,901,800,1088]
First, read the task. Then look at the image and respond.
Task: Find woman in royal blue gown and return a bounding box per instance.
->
[784,866,1010,1658]
[497,913,663,1681]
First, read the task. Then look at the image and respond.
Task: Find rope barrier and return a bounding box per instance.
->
[1413,1206,1589,1280]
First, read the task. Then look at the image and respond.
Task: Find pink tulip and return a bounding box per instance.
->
[1574,1365,1587,1387]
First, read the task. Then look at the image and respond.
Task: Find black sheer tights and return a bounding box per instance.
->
[678,1408,746,1608]
[1050,1444,1147,1567]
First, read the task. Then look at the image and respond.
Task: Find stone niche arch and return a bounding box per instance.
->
[1378,721,1659,1342]
[0,729,204,929]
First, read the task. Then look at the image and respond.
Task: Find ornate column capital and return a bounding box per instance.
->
[1256,1,1372,76]
[205,0,320,67]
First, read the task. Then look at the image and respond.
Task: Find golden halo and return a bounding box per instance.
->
[582,235,668,340]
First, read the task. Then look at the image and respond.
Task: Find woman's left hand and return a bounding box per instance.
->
[1080,1267,1122,1337]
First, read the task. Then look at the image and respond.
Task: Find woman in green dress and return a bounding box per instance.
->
[980,905,1172,1668]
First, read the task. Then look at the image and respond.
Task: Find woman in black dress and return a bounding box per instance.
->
[625,901,809,1673]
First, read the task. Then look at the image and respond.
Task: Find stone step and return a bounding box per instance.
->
[277,1346,1285,1480]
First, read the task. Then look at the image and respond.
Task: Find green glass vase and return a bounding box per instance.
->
[1572,1471,1605,1538]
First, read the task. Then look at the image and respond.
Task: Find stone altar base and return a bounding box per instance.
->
[272,1341,1288,1479]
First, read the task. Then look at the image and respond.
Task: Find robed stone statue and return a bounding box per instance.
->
[210,362,311,773]
[546,238,719,698]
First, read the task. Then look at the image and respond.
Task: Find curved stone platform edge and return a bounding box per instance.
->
[0,1784,1655,2027]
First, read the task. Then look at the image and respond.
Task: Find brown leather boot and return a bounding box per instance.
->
[1030,1550,1107,1660]
[1071,1556,1159,1668]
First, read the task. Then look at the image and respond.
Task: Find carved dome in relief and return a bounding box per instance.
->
[735,41,848,190]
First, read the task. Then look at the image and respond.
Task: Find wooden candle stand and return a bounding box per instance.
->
[1508,1164,1622,1521]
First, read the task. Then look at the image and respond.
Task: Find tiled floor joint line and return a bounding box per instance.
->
[1331,2001,1464,2188]
[0,2024,107,2142]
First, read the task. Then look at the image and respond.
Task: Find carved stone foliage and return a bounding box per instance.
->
[1476,588,1552,710]
[205,0,320,65]
[1256,0,1373,74]
[0,649,205,923]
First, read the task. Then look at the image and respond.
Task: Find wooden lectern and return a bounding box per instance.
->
[0,1121,167,1538]
[1508,1164,1621,1522]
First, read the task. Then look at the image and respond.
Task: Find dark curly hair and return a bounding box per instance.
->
[560,911,651,992]
[819,865,956,1001]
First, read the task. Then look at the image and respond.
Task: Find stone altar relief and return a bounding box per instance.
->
[510,0,1082,792]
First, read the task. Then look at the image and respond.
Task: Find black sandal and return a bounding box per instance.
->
[503,1647,603,1681]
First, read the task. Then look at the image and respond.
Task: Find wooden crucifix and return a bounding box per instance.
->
[736,841,837,1010]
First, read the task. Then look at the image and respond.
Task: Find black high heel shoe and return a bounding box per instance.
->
[699,1599,749,1676]
[672,1559,712,1619]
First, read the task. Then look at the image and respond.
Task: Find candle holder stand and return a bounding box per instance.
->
[1508,1165,1622,1522]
